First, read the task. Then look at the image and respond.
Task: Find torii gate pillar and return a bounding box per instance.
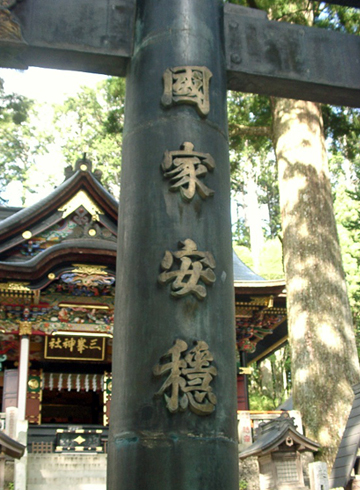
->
[108,0,239,489]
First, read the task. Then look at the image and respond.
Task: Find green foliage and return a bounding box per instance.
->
[53,77,125,197]
[249,347,291,410]
[239,480,247,490]
[0,78,51,204]
[336,166,360,356]
[258,239,283,280]
[228,92,280,242]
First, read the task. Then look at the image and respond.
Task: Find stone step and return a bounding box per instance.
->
[27,454,107,490]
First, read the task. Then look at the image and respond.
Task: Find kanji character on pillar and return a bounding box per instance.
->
[162,142,215,202]
[153,339,217,416]
[158,239,216,300]
[161,66,212,116]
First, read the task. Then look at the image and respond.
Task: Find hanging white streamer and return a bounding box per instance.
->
[92,374,97,392]
[67,374,72,391]
[76,374,81,392]
[49,373,54,391]
[58,373,63,391]
[85,374,89,392]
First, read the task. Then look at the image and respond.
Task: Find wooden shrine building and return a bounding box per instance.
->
[0,157,287,445]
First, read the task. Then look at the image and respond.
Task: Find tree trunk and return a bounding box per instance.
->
[272,97,360,467]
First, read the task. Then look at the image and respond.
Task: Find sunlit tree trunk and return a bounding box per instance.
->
[272,97,360,467]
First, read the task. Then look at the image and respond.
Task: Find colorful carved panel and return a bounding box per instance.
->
[236,304,286,353]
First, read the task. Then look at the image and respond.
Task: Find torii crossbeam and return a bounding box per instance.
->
[0,2,359,490]
[1,0,360,106]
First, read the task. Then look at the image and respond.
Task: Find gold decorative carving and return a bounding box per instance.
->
[48,273,56,280]
[88,228,97,237]
[58,303,109,310]
[238,367,252,375]
[73,435,86,445]
[153,339,217,416]
[162,142,215,201]
[71,264,108,276]
[158,239,216,300]
[161,66,212,116]
[33,289,40,305]
[18,321,32,336]
[58,190,104,221]
[0,282,32,300]
[250,296,274,308]
[28,378,40,390]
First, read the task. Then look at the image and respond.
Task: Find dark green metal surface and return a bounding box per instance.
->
[107,1,239,489]
[2,0,360,106]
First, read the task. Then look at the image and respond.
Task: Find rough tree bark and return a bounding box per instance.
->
[272,97,360,467]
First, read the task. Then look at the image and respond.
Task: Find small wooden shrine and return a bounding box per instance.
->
[0,156,287,441]
[239,413,320,490]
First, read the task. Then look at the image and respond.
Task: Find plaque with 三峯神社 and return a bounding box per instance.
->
[44,334,106,361]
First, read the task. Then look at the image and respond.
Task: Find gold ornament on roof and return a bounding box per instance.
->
[22,230,32,240]
[71,264,108,276]
[58,190,104,221]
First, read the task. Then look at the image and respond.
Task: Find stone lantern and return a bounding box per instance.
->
[239,413,320,490]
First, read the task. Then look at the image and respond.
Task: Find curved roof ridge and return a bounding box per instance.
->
[0,170,118,237]
[0,171,80,232]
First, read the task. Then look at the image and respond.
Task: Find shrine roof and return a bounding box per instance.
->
[0,157,285,291]
[0,159,118,283]
[233,251,285,294]
[0,167,118,240]
[0,431,26,459]
[239,413,320,459]
[233,251,264,282]
[330,383,360,489]
[0,206,23,221]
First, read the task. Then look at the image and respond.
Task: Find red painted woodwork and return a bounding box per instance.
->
[237,375,249,411]
[26,369,42,425]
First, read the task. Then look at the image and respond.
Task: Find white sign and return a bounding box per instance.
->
[309,461,329,490]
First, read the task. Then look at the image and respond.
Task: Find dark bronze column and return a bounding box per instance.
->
[108,1,238,488]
